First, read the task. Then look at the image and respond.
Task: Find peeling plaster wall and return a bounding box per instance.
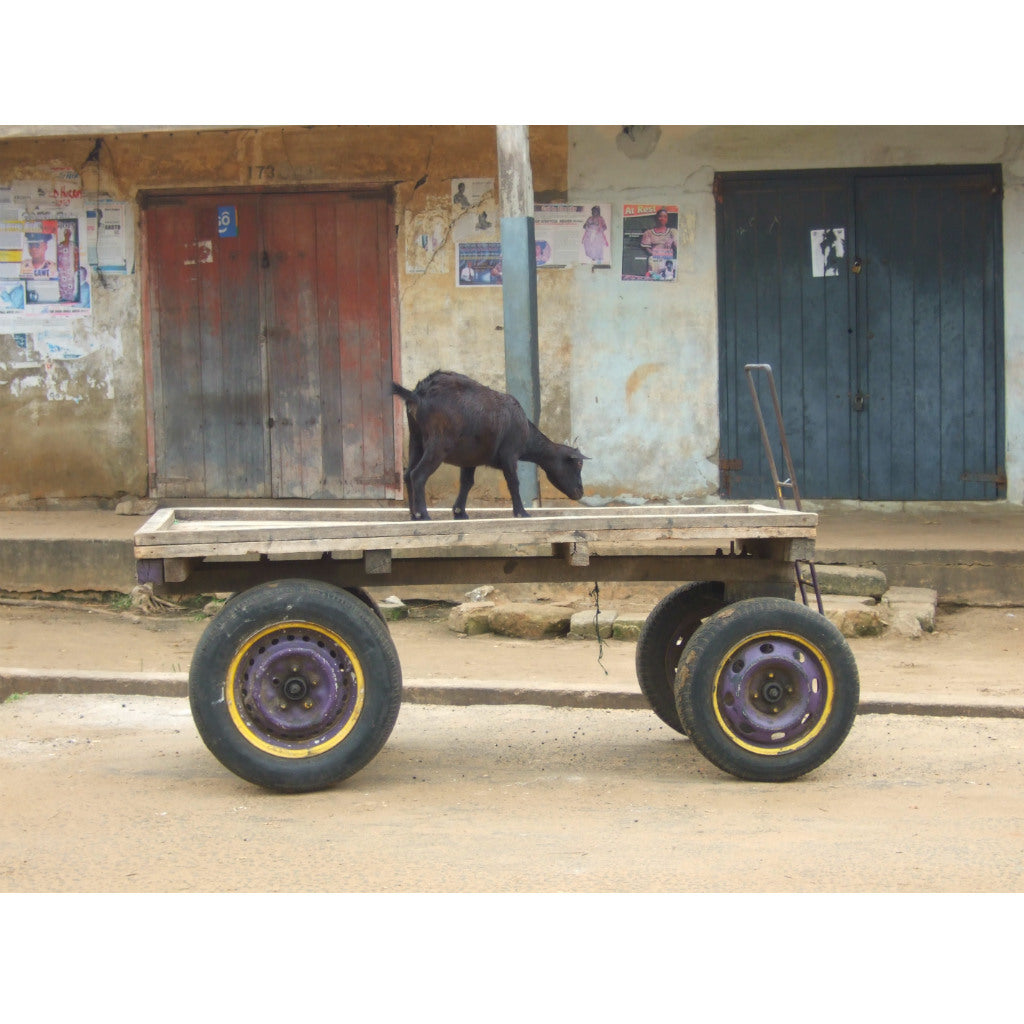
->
[0,127,570,507]
[568,125,1024,505]
[0,146,146,505]
[4,126,1021,509]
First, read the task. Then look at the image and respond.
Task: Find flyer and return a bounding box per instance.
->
[621,203,679,282]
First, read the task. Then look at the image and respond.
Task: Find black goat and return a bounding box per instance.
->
[392,370,588,521]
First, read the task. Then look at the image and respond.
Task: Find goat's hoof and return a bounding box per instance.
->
[513,510,531,518]
[452,508,469,520]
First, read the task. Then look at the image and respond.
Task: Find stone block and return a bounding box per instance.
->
[569,609,617,639]
[821,595,887,637]
[489,603,573,639]
[882,586,939,607]
[799,563,888,599]
[612,612,648,642]
[887,607,924,639]
[448,601,495,635]
[881,587,937,632]
[379,596,409,621]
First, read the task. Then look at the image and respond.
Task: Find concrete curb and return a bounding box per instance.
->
[2,668,1023,720]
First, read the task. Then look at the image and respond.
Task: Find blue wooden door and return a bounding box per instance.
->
[854,170,1004,499]
[716,167,1003,501]
[717,173,858,498]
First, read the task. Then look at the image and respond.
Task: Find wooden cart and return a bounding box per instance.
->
[134,503,860,792]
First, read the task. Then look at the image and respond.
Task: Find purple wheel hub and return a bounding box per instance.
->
[236,627,359,743]
[716,635,827,747]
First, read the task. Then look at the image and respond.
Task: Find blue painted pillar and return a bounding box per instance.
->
[496,125,540,507]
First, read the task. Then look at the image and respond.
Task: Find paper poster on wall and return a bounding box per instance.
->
[456,242,502,286]
[88,199,134,273]
[621,204,679,281]
[404,205,450,275]
[0,170,92,319]
[810,227,846,277]
[534,203,612,267]
[451,178,496,242]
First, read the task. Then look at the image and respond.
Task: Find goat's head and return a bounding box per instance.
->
[544,443,589,501]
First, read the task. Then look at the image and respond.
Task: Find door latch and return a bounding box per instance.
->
[851,391,868,412]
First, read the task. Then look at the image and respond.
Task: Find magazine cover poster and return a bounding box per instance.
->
[621,203,679,281]
[456,242,502,286]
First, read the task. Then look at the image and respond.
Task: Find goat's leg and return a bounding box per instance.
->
[453,467,476,520]
[500,460,530,517]
[404,420,423,519]
[406,446,445,521]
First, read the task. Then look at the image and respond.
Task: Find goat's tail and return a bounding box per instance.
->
[391,381,416,404]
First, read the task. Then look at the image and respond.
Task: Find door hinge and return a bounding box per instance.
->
[961,469,1007,486]
[719,457,743,497]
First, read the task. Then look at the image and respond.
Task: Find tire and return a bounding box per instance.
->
[189,579,402,792]
[635,582,726,733]
[675,597,859,782]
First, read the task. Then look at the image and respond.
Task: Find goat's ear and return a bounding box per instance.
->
[566,437,589,460]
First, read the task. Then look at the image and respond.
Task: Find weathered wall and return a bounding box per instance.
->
[0,126,570,507]
[567,125,1024,505]
[3,125,1023,509]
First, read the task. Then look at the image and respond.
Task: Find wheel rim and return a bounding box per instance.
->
[712,629,833,755]
[226,621,365,757]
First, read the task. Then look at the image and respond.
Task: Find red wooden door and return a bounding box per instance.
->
[144,190,399,500]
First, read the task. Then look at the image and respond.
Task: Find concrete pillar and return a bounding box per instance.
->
[496,125,540,507]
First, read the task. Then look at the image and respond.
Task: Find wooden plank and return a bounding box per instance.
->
[148,205,205,496]
[217,196,267,497]
[133,509,816,560]
[155,551,802,595]
[364,549,392,574]
[137,502,812,531]
[138,517,816,545]
[142,501,804,526]
[139,508,177,534]
[264,198,322,498]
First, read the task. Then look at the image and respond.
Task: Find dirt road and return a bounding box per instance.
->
[1,694,1022,892]
[1,597,1023,892]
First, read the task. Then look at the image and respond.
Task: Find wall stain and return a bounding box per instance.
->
[625,362,667,413]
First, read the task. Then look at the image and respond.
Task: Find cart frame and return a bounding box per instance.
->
[134,501,858,792]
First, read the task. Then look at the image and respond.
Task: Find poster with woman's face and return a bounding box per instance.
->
[621,203,679,282]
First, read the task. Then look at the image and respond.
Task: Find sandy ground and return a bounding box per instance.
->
[0,696,1021,892]
[1,597,1023,893]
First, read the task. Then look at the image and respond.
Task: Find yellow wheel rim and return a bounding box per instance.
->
[225,621,365,758]
[710,629,834,755]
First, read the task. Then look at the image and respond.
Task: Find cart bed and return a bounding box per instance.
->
[134,503,817,595]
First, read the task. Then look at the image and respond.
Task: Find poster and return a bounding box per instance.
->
[404,204,450,275]
[0,171,92,321]
[621,203,679,281]
[88,199,134,273]
[451,178,496,243]
[810,227,846,277]
[534,203,612,266]
[456,241,502,286]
